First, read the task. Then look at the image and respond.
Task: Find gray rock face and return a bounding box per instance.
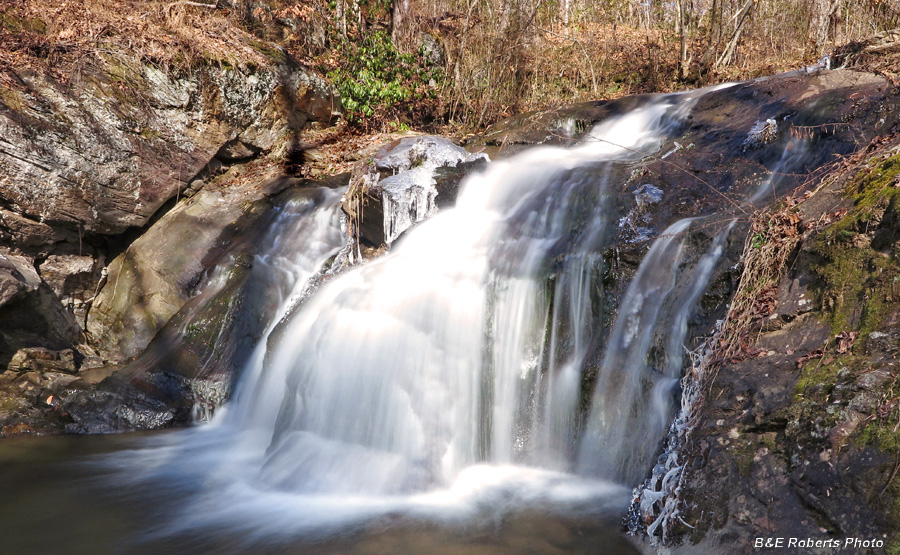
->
[39,255,97,299]
[0,49,340,432]
[85,169,311,361]
[0,59,338,241]
[0,46,339,364]
[0,250,40,306]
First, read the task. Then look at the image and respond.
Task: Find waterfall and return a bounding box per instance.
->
[220,96,692,495]
[107,90,742,542]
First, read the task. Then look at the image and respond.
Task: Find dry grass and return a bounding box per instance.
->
[717,205,804,362]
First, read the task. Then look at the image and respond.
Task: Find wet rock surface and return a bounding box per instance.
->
[0,181,344,435]
[84,161,301,361]
[671,134,900,553]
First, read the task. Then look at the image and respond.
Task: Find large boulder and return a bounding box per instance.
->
[0,57,338,242]
[85,164,310,361]
[0,249,40,306]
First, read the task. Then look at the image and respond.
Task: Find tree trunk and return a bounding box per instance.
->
[715,0,756,70]
[559,0,570,30]
[702,0,722,69]
[391,0,412,45]
[336,0,347,37]
[676,0,695,79]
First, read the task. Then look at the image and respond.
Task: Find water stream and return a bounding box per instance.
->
[3,89,763,553]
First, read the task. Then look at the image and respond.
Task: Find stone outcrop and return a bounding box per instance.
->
[0,40,339,361]
[662,134,900,553]
[0,59,337,240]
[84,163,334,362]
[0,36,340,432]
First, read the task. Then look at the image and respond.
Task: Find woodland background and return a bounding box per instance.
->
[1,0,899,131]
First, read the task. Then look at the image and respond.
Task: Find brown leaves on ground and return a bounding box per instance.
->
[0,0,280,80]
[717,204,807,363]
[293,122,428,178]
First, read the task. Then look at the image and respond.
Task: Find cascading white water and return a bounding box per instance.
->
[108,90,740,544]
[185,188,348,420]
[222,96,692,496]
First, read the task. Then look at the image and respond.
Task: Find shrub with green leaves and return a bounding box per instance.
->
[327,31,442,123]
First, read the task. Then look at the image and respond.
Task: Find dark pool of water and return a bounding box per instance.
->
[0,432,641,554]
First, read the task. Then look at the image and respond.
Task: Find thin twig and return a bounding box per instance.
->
[879,451,900,497]
[167,1,219,9]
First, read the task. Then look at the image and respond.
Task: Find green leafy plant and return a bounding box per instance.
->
[327,31,442,123]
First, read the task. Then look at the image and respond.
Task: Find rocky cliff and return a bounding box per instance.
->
[662,134,900,554]
[0,9,340,433]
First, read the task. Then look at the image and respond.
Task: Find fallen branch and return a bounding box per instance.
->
[167,1,219,9]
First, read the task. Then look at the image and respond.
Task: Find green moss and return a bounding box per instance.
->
[248,39,286,65]
[0,86,26,112]
[855,420,900,452]
[0,14,46,34]
[795,357,847,399]
[831,152,900,238]
[812,153,900,340]
[802,148,900,541]
[813,239,898,338]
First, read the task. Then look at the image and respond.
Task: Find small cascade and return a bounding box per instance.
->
[159,188,347,420]
[750,136,810,204]
[576,217,735,484]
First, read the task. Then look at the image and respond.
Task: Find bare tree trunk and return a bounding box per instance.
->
[392,0,412,45]
[676,0,695,79]
[675,0,682,35]
[336,0,347,37]
[499,0,510,31]
[701,0,722,69]
[560,0,570,30]
[715,0,756,70]
[810,0,843,52]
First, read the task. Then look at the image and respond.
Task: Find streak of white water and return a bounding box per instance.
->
[577,217,737,484]
[221,188,349,427]
[576,217,692,483]
[750,136,809,204]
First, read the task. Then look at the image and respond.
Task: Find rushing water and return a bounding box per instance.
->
[3,91,751,553]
